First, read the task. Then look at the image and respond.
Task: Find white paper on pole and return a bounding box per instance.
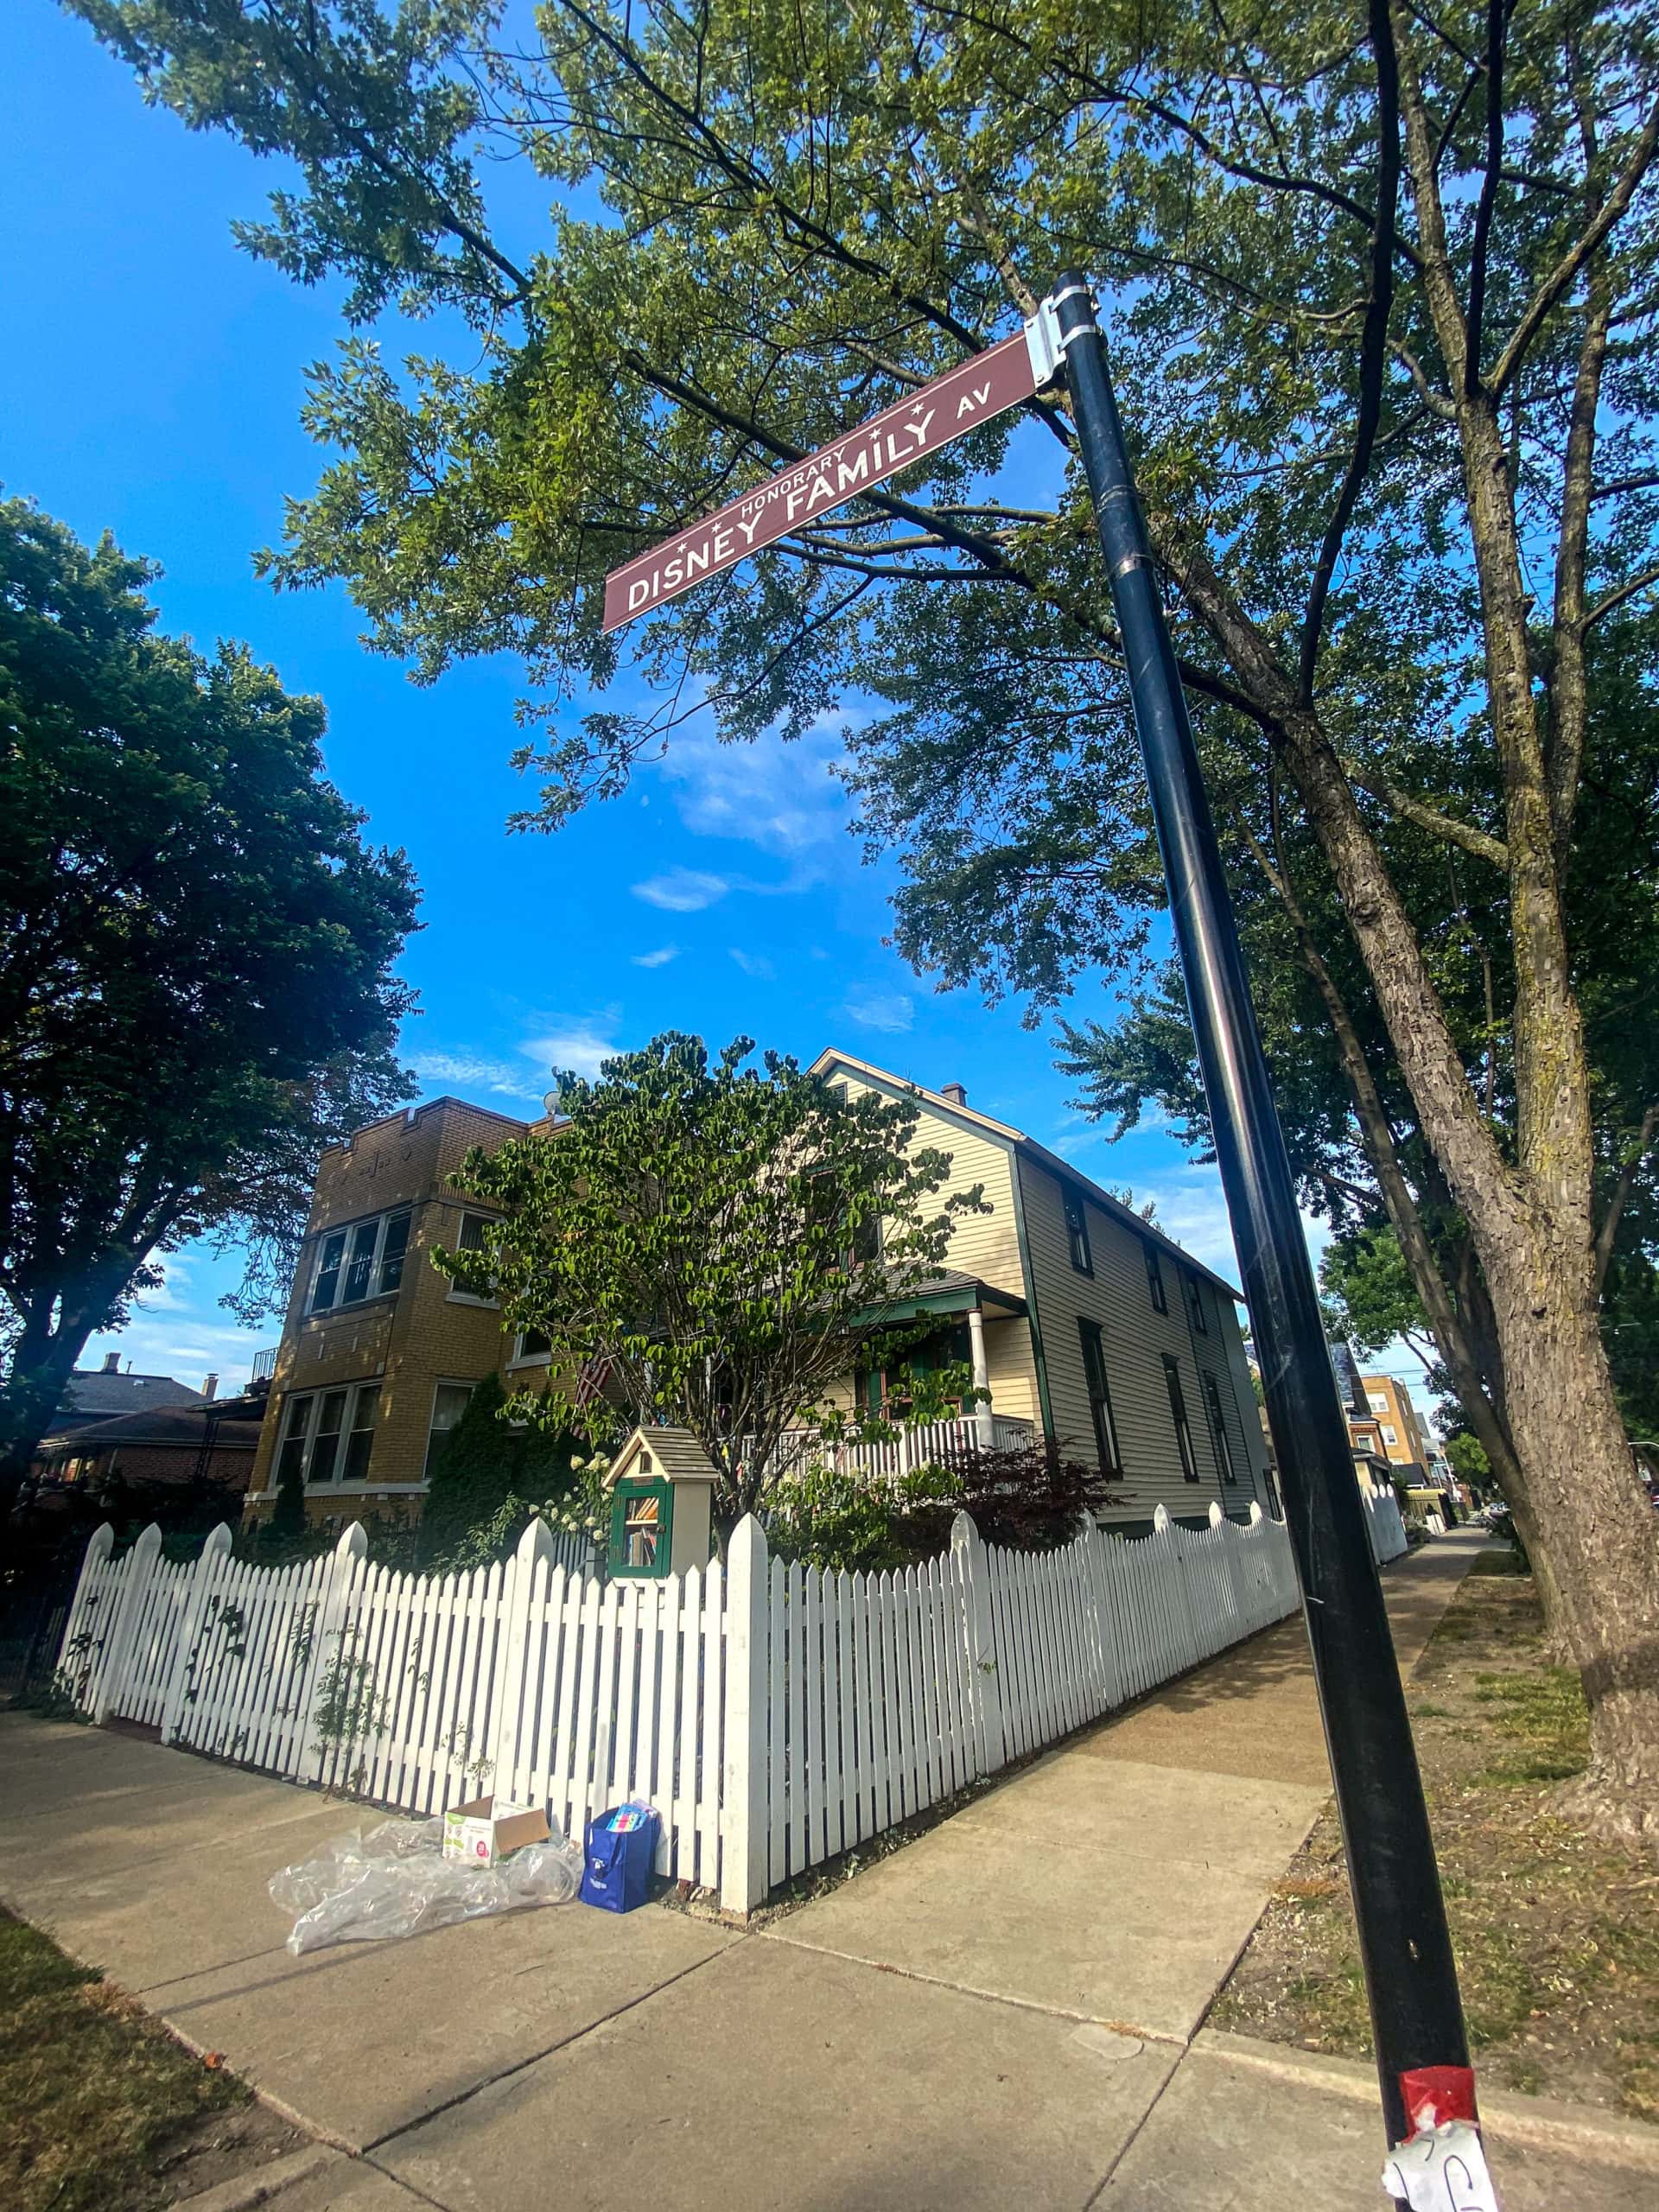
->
[1381,2120,1501,2210]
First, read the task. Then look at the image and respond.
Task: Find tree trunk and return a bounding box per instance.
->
[1474,1213,1659,1838]
[0,1307,99,1507]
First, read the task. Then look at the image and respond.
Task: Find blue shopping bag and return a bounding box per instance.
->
[580,1802,661,1913]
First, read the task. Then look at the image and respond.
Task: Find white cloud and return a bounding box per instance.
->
[632,946,679,969]
[1049,1128,1106,1160]
[844,990,913,1034]
[411,1049,545,1102]
[729,947,776,981]
[632,868,730,912]
[521,1021,621,1082]
[84,1297,268,1393]
[658,724,849,859]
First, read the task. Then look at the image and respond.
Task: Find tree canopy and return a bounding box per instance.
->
[0,497,419,1488]
[435,1033,987,1523]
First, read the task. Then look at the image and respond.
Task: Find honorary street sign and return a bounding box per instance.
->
[602,327,1052,632]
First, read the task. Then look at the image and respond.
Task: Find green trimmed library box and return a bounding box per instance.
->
[606,1427,717,1578]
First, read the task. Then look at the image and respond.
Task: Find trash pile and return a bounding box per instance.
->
[271,1807,583,1956]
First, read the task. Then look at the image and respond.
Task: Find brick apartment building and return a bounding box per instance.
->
[1353,1373,1433,1484]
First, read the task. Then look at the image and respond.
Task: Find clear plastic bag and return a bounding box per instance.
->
[271,1815,582,1955]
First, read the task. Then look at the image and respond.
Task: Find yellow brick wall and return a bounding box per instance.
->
[246,1096,539,1519]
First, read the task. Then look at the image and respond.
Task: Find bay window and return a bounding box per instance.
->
[274,1380,382,1489]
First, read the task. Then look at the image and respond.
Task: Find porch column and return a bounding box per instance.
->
[968,1305,995,1448]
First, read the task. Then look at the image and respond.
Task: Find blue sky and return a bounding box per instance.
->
[2,6,1426,1404]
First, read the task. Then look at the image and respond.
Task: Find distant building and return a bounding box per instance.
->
[1259,1356,1395,1516]
[1357,1374,1433,1485]
[49,1351,205,1428]
[33,1384,269,1505]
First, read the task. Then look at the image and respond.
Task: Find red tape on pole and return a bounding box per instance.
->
[1399,2064,1479,2133]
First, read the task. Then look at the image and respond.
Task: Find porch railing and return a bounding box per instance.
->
[766,1411,1036,1481]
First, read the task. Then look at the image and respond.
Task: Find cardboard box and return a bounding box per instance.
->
[442,1796,550,1867]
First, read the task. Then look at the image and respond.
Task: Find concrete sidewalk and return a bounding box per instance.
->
[5,1530,1654,2209]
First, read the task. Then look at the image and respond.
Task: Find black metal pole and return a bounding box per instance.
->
[1051,271,1472,2155]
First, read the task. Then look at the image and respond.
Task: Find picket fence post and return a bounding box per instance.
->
[92,1522,162,1723]
[720,1515,772,1916]
[294,1522,368,1784]
[57,1522,113,1707]
[158,1522,233,1745]
[951,1510,1005,1776]
[493,1517,553,1796]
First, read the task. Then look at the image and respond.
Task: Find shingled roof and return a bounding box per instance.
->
[611,1427,719,1484]
[50,1368,205,1428]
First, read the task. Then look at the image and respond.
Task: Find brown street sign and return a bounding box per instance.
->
[602,330,1046,632]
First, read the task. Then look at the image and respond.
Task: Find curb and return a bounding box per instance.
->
[175,2145,346,2211]
[1192,2029,1659,2171]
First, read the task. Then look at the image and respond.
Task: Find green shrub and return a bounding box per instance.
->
[768,1440,1122,1573]
[418,1375,582,1565]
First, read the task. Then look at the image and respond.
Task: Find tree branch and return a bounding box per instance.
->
[1595,1102,1659,1294]
[1354,770,1510,865]
[1583,563,1659,633]
[1548,265,1612,845]
[1298,0,1402,703]
[1490,91,1659,398]
[1591,470,1659,504]
[1463,0,1510,394]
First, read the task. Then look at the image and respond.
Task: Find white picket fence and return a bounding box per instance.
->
[59,1500,1303,1913]
[1363,1481,1409,1565]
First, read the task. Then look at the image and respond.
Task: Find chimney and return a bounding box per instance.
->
[102,1351,121,1375]
[941,1082,969,1108]
[202,1373,219,1402]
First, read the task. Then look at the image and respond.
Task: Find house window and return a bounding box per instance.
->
[508,1327,553,1367]
[1064,1189,1093,1276]
[307,1209,412,1315]
[275,1392,311,1493]
[1077,1320,1122,1478]
[1144,1239,1168,1315]
[425,1381,476,1480]
[310,1388,348,1480]
[1185,1271,1207,1334]
[377,1213,410,1295]
[342,1384,380,1483]
[447,1210,500,1304]
[311,1230,346,1314]
[1382,1424,1398,1447]
[1163,1356,1199,1483]
[275,1380,383,1489]
[1202,1373,1236,1484]
[1368,1393,1389,1414]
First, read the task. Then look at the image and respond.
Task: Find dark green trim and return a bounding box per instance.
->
[1010,1153,1056,1445]
[852,1284,977,1325]
[609,1476,674,1579]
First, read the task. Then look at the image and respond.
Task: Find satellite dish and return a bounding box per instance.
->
[543,1090,563,1117]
